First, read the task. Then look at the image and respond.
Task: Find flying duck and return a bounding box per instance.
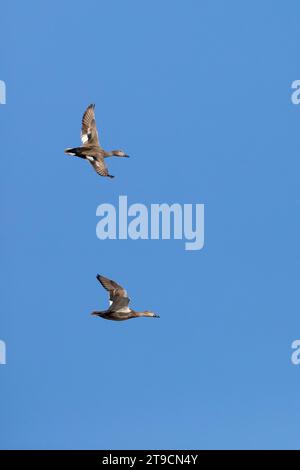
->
[91,275,160,321]
[65,104,129,178]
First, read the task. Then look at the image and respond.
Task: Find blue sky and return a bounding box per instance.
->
[1,0,300,450]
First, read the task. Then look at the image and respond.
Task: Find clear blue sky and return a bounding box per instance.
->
[1,0,300,450]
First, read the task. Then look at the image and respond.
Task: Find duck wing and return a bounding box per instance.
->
[109,296,130,313]
[96,274,129,303]
[81,104,101,147]
[89,157,111,177]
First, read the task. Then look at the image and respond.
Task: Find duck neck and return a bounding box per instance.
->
[133,311,154,318]
[104,150,120,157]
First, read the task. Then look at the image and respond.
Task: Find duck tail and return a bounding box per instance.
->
[91,311,106,317]
[64,147,85,158]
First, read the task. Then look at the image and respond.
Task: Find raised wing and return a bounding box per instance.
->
[81,104,101,147]
[96,274,129,302]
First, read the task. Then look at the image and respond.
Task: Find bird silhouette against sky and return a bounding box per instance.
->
[65,104,129,178]
[91,275,159,321]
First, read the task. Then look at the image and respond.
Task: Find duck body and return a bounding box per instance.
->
[93,310,135,321]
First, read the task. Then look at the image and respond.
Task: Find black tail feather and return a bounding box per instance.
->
[64,147,86,158]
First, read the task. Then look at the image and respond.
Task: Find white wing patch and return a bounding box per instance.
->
[81,133,89,144]
[109,300,113,306]
[86,155,94,162]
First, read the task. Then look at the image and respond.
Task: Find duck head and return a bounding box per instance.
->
[112,150,130,158]
[142,310,160,318]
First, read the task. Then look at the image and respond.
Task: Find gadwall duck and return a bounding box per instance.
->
[91,275,160,321]
[65,104,129,178]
